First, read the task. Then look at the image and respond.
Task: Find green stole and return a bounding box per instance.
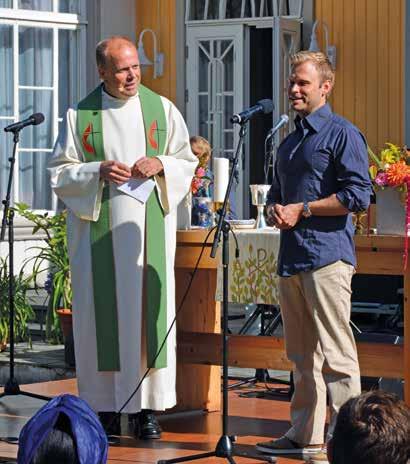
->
[76,84,168,371]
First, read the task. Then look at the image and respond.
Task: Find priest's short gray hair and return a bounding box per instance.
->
[96,36,136,68]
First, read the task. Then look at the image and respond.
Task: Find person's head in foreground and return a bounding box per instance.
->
[17,394,108,464]
[328,390,410,464]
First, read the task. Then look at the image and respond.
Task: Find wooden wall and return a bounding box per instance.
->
[314,0,405,152]
[135,1,177,103]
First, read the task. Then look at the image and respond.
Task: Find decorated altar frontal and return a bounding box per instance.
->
[215,228,280,304]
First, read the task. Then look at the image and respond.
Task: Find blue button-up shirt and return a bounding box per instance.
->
[268,104,372,277]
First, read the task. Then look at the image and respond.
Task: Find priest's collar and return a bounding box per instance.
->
[101,83,140,103]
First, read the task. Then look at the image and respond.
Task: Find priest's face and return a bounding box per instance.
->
[98,40,141,99]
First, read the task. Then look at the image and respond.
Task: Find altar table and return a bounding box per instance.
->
[175,230,409,411]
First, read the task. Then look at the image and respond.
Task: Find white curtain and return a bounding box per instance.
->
[0,25,13,205]
[18,26,53,210]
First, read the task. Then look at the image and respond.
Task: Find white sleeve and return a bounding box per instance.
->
[48,108,104,221]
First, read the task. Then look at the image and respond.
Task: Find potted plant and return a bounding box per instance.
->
[0,256,35,350]
[14,203,72,345]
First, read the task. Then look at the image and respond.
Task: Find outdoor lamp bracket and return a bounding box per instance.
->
[308,20,337,69]
[137,28,164,79]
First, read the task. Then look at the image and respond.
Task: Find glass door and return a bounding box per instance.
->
[186,24,244,218]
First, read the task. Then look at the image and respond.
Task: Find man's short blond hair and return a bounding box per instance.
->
[290,51,335,86]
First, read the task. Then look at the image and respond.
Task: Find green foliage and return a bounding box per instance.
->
[0,257,35,346]
[230,243,279,305]
[15,203,71,343]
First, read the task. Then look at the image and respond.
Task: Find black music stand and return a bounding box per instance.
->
[158,122,275,464]
[0,128,50,405]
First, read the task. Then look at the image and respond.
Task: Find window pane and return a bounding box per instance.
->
[19,27,53,87]
[0,120,12,203]
[59,29,78,117]
[19,89,53,149]
[224,95,233,127]
[198,46,209,93]
[18,0,52,11]
[224,131,233,150]
[207,0,220,19]
[223,47,234,92]
[18,151,52,209]
[243,0,252,17]
[226,0,242,18]
[0,25,13,116]
[199,95,209,141]
[0,0,12,7]
[189,0,205,20]
[59,0,79,13]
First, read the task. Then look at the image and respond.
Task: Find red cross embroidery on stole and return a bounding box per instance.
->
[82,122,95,154]
[148,120,159,150]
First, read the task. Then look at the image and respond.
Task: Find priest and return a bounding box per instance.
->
[48,35,198,440]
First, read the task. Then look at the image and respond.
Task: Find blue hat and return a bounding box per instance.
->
[17,394,108,464]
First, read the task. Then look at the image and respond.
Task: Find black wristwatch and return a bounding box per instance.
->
[302,201,312,218]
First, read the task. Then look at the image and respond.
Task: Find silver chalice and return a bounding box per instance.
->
[249,184,271,229]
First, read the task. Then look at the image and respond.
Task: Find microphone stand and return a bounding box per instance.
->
[158,123,275,464]
[0,128,50,403]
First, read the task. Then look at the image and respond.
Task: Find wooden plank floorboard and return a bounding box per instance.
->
[0,379,309,463]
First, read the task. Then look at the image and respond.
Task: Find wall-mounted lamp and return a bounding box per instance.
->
[137,28,164,79]
[308,20,337,69]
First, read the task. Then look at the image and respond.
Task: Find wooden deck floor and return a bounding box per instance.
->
[0,379,313,463]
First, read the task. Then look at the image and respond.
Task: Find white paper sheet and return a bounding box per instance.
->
[117,177,156,204]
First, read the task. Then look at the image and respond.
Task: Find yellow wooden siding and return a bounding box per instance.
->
[136,1,176,103]
[315,0,405,152]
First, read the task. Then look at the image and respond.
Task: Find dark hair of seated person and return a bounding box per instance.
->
[329,390,410,464]
[31,412,79,464]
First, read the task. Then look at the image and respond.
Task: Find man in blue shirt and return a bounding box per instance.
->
[256,51,371,457]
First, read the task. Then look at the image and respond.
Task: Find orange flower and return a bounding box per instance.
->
[386,161,410,187]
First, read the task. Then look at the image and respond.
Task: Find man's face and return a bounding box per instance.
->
[288,61,331,117]
[98,41,141,99]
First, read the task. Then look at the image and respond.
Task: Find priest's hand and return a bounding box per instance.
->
[131,157,164,178]
[100,160,131,184]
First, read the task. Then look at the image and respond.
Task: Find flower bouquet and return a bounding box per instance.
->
[191,166,212,197]
[369,143,410,190]
[368,143,410,264]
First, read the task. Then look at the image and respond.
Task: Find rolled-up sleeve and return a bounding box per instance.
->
[334,128,372,212]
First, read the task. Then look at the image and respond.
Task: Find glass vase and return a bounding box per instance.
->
[191,197,214,228]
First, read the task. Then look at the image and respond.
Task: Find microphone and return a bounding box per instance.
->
[4,113,45,133]
[266,114,289,138]
[230,99,273,124]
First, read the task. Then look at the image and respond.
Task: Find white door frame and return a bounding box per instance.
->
[186,23,245,218]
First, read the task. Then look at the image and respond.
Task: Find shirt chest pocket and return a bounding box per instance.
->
[312,147,333,176]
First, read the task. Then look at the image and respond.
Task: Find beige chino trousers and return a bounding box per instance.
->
[279,260,361,445]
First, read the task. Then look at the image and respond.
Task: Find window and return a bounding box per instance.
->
[186,0,303,21]
[0,0,85,210]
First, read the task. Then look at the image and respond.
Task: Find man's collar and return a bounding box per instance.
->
[295,103,332,132]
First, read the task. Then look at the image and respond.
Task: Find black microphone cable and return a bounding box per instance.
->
[106,224,240,433]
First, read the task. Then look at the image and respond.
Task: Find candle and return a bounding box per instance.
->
[213,157,229,202]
